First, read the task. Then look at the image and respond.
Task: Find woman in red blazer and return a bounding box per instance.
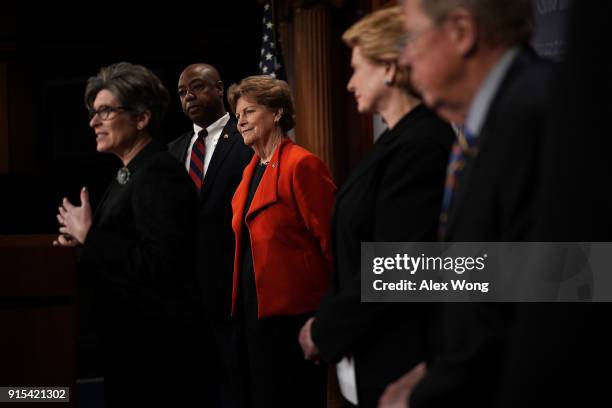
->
[227,75,336,408]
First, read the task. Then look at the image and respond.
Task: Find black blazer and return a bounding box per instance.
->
[312,105,454,406]
[168,117,253,321]
[82,140,199,324]
[79,140,203,405]
[411,48,556,408]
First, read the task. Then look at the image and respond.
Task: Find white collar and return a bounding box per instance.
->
[193,112,230,137]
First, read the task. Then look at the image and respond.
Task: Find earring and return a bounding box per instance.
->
[384,79,392,86]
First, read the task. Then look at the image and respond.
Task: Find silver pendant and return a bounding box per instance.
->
[116,167,131,185]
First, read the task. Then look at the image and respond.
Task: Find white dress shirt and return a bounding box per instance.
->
[337,355,358,405]
[184,112,231,176]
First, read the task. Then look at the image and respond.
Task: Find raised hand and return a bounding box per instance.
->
[54,187,92,246]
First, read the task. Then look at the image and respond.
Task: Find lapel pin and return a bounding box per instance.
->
[223,134,229,139]
[116,167,131,185]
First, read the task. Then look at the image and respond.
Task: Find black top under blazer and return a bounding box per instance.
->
[312,104,454,406]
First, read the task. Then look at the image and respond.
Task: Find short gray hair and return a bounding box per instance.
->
[419,0,533,46]
[85,62,169,138]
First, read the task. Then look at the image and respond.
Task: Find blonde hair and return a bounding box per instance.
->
[343,6,415,93]
[227,75,296,133]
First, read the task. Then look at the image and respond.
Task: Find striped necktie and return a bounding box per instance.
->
[438,127,478,240]
[189,129,207,190]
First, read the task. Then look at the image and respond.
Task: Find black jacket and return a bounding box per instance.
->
[411,47,556,408]
[168,117,253,321]
[312,105,454,407]
[82,140,200,325]
[443,48,554,242]
[80,140,203,406]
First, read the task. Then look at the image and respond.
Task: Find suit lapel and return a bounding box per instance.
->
[200,119,239,201]
[176,131,193,164]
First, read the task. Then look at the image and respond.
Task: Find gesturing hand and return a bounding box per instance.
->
[53,187,92,246]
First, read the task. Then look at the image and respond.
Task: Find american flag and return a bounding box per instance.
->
[259,1,284,78]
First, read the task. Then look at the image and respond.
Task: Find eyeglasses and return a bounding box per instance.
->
[177,83,206,99]
[88,106,131,121]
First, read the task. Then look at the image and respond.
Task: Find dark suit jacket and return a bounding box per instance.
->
[168,117,253,321]
[411,48,555,408]
[311,105,454,406]
[79,140,203,405]
[498,5,611,407]
[443,48,553,242]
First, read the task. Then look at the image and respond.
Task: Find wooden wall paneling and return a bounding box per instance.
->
[0,62,7,173]
[293,4,336,174]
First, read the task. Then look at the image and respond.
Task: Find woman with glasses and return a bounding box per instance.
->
[54,62,204,407]
[298,6,455,407]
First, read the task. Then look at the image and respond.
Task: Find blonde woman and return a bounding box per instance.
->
[298,7,454,407]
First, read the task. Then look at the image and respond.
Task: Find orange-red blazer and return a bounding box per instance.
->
[231,138,336,318]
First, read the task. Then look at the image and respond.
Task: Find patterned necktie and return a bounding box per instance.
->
[189,129,207,190]
[438,127,477,240]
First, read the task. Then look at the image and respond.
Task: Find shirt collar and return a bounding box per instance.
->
[193,112,230,137]
[465,47,519,137]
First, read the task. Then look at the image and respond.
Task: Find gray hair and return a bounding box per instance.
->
[419,0,533,46]
[85,62,169,138]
